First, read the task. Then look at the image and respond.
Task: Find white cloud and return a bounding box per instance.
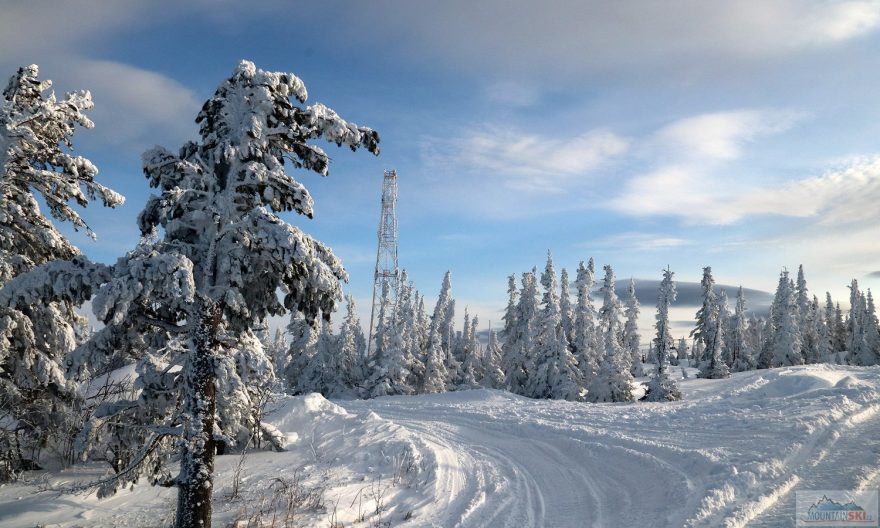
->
[585,232,692,252]
[50,58,200,152]
[653,110,801,161]
[609,109,804,223]
[325,1,880,81]
[425,125,628,192]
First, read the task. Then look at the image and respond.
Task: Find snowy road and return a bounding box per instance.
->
[346,365,880,528]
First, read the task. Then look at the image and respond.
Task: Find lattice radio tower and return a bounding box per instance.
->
[367,169,399,356]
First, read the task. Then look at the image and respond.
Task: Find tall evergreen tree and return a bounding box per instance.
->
[2,61,379,526]
[692,267,729,379]
[572,258,599,384]
[771,270,804,367]
[623,279,643,376]
[729,287,755,372]
[644,267,681,401]
[587,265,635,402]
[0,65,123,473]
[559,268,574,350]
[528,253,580,400]
[483,327,505,389]
[504,270,538,394]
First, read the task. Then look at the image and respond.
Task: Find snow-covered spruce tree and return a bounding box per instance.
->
[691,266,729,379]
[284,311,318,393]
[771,270,803,367]
[459,313,484,388]
[818,293,835,362]
[866,289,880,363]
[795,265,820,364]
[644,267,681,402]
[433,271,455,357]
[527,253,580,400]
[336,294,366,394]
[0,65,123,474]
[717,289,732,366]
[421,316,450,394]
[729,287,755,372]
[559,267,574,351]
[675,337,688,366]
[267,328,289,381]
[587,265,635,403]
[833,301,847,359]
[573,258,599,384]
[368,274,423,397]
[499,274,520,389]
[483,327,505,389]
[623,279,643,376]
[6,62,379,526]
[504,270,539,394]
[845,280,877,365]
[298,319,338,395]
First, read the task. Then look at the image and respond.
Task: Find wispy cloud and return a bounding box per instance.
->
[609,109,805,224]
[584,232,692,252]
[424,124,628,192]
[59,59,200,152]
[325,1,880,81]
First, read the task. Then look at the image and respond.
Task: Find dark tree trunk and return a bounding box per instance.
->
[175,299,221,528]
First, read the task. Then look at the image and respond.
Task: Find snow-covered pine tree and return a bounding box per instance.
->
[483,327,505,389]
[729,286,755,372]
[846,280,876,365]
[795,265,820,364]
[370,278,392,363]
[298,319,338,395]
[771,270,804,367]
[834,301,847,359]
[559,268,574,350]
[505,269,539,394]
[573,259,599,384]
[623,279,643,376]
[499,274,521,390]
[674,337,688,366]
[459,313,484,388]
[691,267,729,379]
[0,65,123,475]
[717,289,732,366]
[2,61,379,526]
[865,289,880,364]
[644,267,681,401]
[527,252,580,400]
[284,312,318,393]
[818,293,835,362]
[267,328,289,381]
[337,294,366,394]
[587,265,635,402]
[421,317,449,394]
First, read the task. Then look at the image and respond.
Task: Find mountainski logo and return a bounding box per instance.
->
[796,490,879,527]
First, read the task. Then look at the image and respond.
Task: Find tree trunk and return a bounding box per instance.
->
[175,299,221,528]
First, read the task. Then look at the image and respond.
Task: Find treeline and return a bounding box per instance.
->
[280,258,880,406]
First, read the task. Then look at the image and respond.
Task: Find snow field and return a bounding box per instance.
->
[1,364,879,527]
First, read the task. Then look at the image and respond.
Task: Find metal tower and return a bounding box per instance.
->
[367,169,399,356]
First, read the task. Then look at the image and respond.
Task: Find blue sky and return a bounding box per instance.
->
[4,1,880,337]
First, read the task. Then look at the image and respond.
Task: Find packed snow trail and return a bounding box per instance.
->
[346,365,880,528]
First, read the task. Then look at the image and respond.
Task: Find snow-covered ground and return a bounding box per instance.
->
[2,364,879,527]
